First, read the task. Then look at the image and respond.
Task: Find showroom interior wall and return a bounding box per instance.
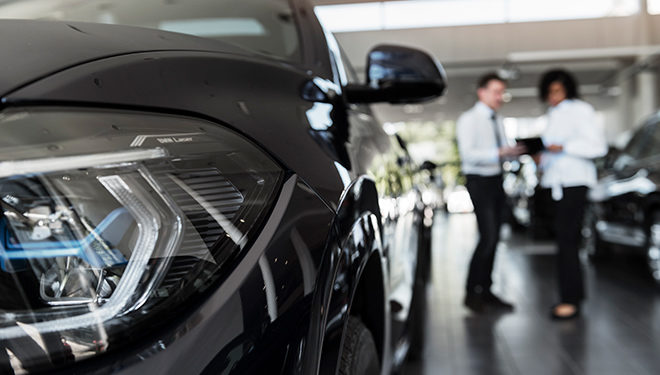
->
[313,0,660,146]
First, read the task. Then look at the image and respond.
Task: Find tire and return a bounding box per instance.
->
[646,212,660,286]
[339,317,380,375]
[406,279,427,362]
[407,227,430,361]
[581,205,609,261]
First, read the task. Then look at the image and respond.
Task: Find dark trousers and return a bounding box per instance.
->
[465,174,505,295]
[552,186,589,304]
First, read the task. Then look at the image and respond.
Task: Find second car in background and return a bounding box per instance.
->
[585,111,660,285]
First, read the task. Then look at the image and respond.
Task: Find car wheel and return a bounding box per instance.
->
[646,212,660,285]
[407,229,430,361]
[406,277,427,362]
[339,317,380,375]
[582,205,608,261]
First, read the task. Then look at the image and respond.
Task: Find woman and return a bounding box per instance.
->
[537,69,607,320]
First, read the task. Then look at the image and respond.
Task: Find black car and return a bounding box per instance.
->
[0,0,447,374]
[585,111,660,284]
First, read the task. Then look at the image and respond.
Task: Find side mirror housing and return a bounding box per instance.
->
[346,44,447,104]
[420,160,437,171]
[601,146,622,170]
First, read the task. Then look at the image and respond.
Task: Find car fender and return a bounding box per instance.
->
[303,176,391,375]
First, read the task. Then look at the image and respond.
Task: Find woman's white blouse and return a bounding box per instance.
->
[540,99,608,200]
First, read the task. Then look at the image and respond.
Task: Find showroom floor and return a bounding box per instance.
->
[403,212,660,375]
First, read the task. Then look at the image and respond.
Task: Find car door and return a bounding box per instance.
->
[329,38,422,347]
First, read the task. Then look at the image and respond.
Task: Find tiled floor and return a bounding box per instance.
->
[403,212,660,375]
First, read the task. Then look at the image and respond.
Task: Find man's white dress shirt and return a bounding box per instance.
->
[540,99,607,200]
[457,101,509,176]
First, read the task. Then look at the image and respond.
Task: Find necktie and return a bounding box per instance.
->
[491,113,502,149]
[492,113,504,171]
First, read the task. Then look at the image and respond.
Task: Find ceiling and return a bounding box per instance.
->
[311,0,660,134]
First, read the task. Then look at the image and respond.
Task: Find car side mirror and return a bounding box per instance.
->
[420,160,437,171]
[601,146,622,170]
[345,44,447,104]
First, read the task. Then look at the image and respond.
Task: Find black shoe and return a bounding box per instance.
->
[550,303,580,320]
[463,293,486,313]
[483,292,514,311]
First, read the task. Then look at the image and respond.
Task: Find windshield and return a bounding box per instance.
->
[623,119,660,160]
[0,0,301,62]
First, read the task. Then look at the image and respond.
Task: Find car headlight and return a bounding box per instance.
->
[0,108,283,371]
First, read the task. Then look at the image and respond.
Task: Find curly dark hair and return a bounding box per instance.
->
[538,69,579,102]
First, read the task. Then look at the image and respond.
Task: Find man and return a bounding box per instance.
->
[456,73,524,313]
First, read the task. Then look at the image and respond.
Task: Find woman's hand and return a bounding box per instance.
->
[546,144,563,153]
[531,144,561,166]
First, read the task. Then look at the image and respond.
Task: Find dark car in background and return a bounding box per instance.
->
[0,0,447,373]
[584,111,660,285]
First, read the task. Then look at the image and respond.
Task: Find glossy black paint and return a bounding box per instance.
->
[587,112,660,281]
[0,0,444,373]
[345,45,447,104]
[590,113,660,229]
[5,49,349,208]
[0,20,246,97]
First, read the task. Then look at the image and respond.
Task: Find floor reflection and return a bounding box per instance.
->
[403,212,660,375]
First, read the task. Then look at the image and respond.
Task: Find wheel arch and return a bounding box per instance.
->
[305,176,390,375]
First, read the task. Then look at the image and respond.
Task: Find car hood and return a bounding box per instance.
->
[589,166,660,201]
[0,19,248,97]
[0,19,347,210]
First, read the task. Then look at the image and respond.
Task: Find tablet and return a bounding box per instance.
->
[515,137,545,155]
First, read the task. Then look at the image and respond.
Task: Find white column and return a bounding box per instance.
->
[615,74,634,144]
[634,67,658,125]
[632,0,657,126]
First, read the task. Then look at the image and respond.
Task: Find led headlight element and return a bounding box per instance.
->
[0,108,283,371]
[0,148,168,178]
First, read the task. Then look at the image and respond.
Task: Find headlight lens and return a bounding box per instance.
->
[0,108,283,371]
